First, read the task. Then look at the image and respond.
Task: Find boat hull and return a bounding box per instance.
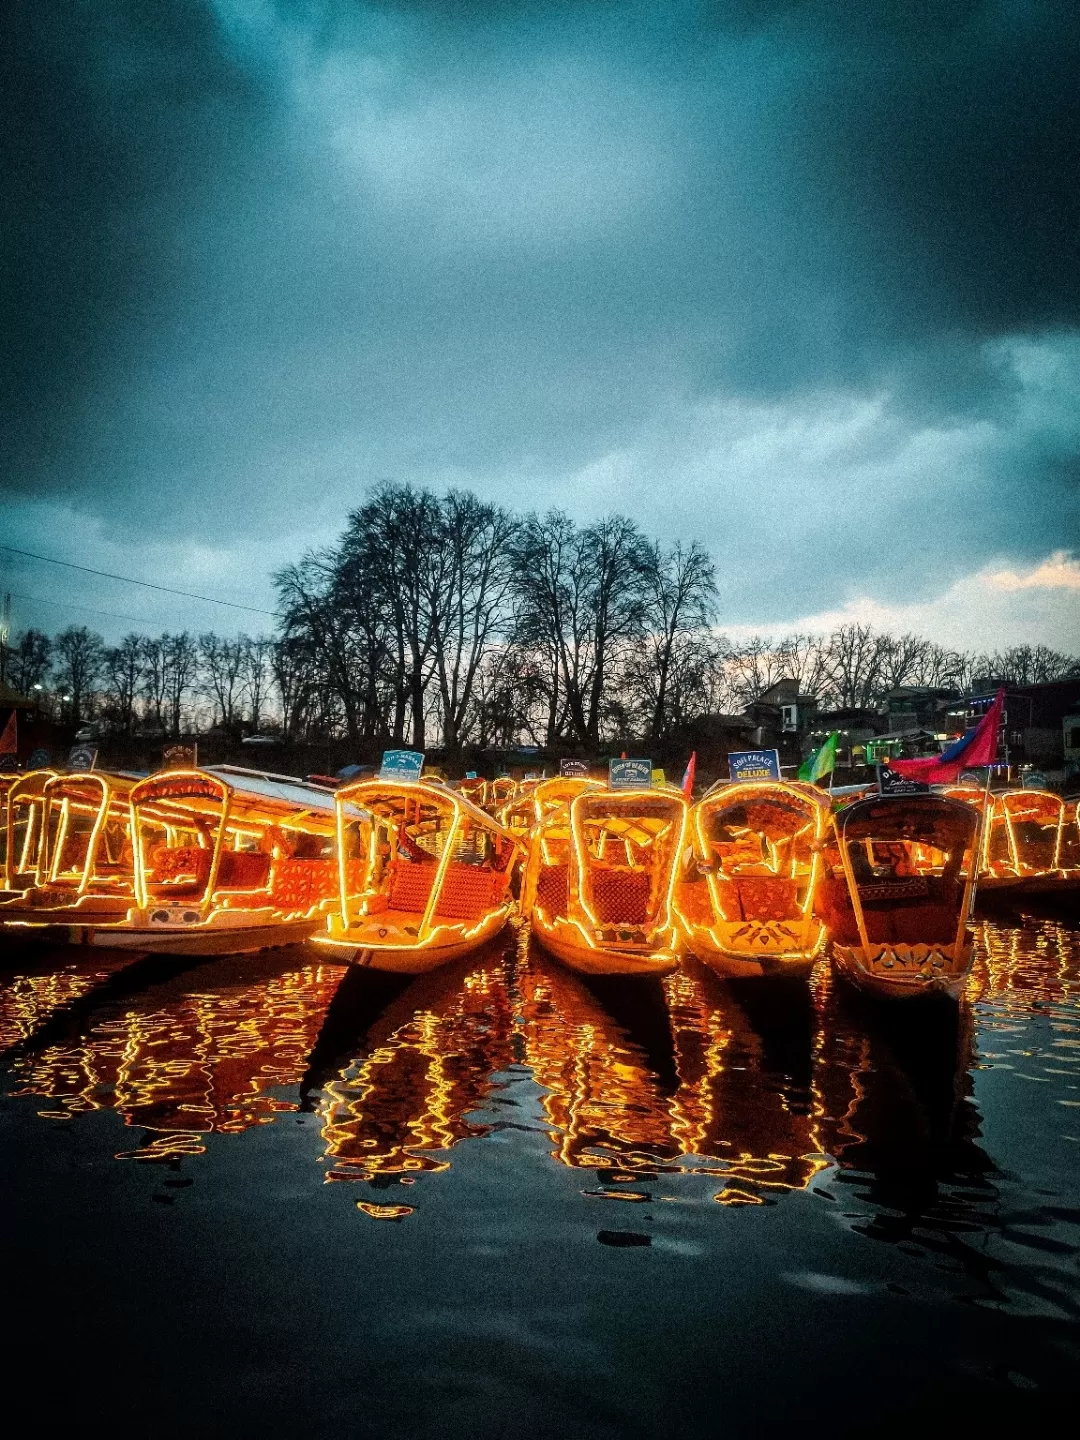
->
[831,940,973,1001]
[680,916,825,981]
[530,917,679,977]
[313,908,511,973]
[1,911,323,954]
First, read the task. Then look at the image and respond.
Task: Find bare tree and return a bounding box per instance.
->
[200,632,247,732]
[7,629,52,695]
[636,540,717,742]
[52,626,105,723]
[102,634,144,735]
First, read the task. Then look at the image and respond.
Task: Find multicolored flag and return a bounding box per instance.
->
[681,750,697,798]
[798,731,838,784]
[888,689,1005,784]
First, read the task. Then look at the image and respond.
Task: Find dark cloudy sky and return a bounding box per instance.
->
[2,0,1078,647]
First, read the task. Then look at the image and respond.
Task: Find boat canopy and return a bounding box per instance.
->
[2,770,56,891]
[686,779,830,926]
[567,789,687,941]
[330,778,519,949]
[38,771,138,895]
[823,793,980,951]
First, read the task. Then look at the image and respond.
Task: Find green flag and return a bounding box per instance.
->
[798,731,839,784]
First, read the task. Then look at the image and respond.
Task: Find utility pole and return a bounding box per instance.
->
[0,592,10,685]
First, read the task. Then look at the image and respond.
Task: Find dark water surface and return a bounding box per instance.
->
[4,918,1078,1436]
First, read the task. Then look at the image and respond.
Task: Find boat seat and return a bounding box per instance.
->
[434,863,508,921]
[590,867,651,925]
[272,858,338,912]
[535,863,568,918]
[149,845,211,893]
[732,876,799,922]
[387,860,437,915]
[216,851,271,891]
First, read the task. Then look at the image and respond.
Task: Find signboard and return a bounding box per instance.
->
[378,749,424,783]
[609,757,652,790]
[0,754,19,773]
[877,765,929,796]
[651,768,667,788]
[728,749,781,783]
[957,769,984,788]
[1022,771,1049,790]
[67,744,99,772]
[465,771,478,780]
[560,758,589,778]
[162,743,197,770]
[29,748,52,769]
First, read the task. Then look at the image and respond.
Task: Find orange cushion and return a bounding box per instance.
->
[591,868,650,925]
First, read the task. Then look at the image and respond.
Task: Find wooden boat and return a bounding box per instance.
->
[0,770,57,904]
[819,792,981,1000]
[942,786,1073,901]
[522,780,688,977]
[316,778,521,973]
[0,770,138,935]
[84,765,340,953]
[673,780,830,979]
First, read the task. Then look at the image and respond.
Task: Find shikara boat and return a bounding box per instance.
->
[317,779,520,972]
[819,792,981,1000]
[943,786,1074,902]
[673,780,830,979]
[0,770,57,903]
[0,770,138,936]
[522,781,688,977]
[91,765,340,954]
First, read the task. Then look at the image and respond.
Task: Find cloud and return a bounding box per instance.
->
[1,1,1078,645]
[736,550,1080,654]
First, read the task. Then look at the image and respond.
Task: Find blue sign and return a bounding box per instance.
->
[728,749,781,783]
[609,758,652,790]
[28,748,52,769]
[378,749,424,783]
[1023,771,1048,790]
[465,771,478,780]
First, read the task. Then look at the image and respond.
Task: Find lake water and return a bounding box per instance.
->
[4,916,1078,1436]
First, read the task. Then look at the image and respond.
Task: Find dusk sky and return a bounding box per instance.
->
[2,0,1078,649]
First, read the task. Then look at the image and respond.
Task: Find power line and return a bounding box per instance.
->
[7,590,164,629]
[0,544,280,617]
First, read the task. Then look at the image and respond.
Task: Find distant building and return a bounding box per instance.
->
[804,708,887,770]
[884,686,962,735]
[743,679,818,768]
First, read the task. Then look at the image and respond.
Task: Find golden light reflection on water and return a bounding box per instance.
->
[1,917,1077,1239]
[0,950,135,1050]
[8,957,346,1159]
[316,957,514,1183]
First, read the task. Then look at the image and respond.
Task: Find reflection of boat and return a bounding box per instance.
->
[317,779,520,972]
[0,945,146,1051]
[0,770,56,902]
[0,771,138,936]
[516,940,683,1175]
[515,941,831,1201]
[820,793,981,1000]
[674,781,829,979]
[523,781,687,976]
[666,962,830,1202]
[94,766,340,953]
[314,945,514,1205]
[8,950,345,1159]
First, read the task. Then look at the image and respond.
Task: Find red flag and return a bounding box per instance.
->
[888,689,1004,784]
[0,710,16,757]
[681,750,697,798]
